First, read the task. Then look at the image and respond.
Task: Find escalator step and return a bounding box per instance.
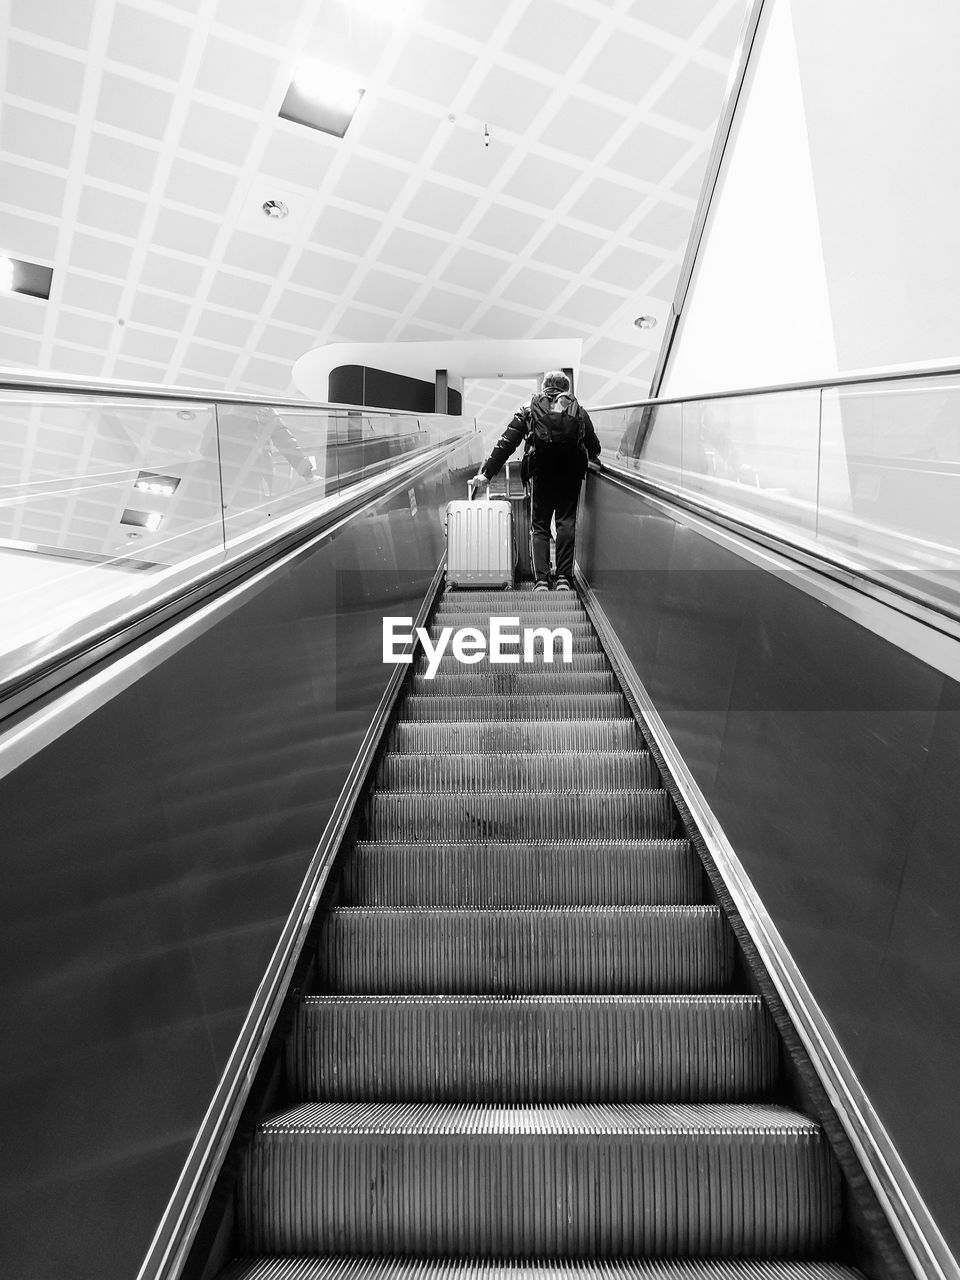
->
[222,1262,865,1280]
[437,593,586,611]
[318,906,734,994]
[400,694,630,721]
[339,840,701,907]
[238,1101,840,1257]
[414,651,610,674]
[376,751,659,792]
[388,718,643,753]
[427,619,598,638]
[412,671,621,695]
[365,789,674,841]
[428,615,593,634]
[289,994,779,1103]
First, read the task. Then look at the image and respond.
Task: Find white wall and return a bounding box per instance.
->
[661,0,960,398]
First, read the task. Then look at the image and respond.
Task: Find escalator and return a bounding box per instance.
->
[215,585,864,1280]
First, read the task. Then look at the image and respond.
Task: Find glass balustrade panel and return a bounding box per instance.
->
[0,393,222,663]
[817,375,960,604]
[680,390,821,534]
[0,385,473,685]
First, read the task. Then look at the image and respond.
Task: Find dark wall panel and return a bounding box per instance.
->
[578,473,960,1262]
[329,363,462,414]
[0,448,475,1280]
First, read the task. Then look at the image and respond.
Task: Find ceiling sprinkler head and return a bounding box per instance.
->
[263,199,289,219]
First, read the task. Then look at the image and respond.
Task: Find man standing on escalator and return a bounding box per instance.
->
[471,370,601,591]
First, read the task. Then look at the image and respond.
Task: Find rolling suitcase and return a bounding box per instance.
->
[505,461,533,582]
[445,479,513,589]
[485,462,532,581]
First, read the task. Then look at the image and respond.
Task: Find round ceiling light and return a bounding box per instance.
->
[263,200,289,219]
[634,315,657,330]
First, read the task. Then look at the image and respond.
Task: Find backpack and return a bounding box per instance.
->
[528,392,585,450]
[520,393,585,484]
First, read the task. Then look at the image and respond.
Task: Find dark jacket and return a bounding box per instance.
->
[481,398,601,481]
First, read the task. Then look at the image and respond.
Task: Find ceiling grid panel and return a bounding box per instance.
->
[22,0,113,373]
[96,0,227,381]
[0,0,750,417]
[159,0,324,389]
[389,0,632,350]
[301,1,531,360]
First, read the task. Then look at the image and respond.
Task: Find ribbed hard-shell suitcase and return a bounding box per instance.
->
[445,482,513,589]
[484,462,532,581]
[506,462,533,582]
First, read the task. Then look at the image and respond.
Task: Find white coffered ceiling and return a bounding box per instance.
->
[0,0,749,434]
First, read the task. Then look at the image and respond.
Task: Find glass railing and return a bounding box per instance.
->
[590,367,960,614]
[0,376,473,684]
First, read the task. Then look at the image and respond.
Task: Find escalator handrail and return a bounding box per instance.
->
[590,358,960,415]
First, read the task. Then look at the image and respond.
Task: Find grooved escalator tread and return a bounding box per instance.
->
[376,751,660,792]
[412,671,622,695]
[387,718,643,752]
[364,789,675,841]
[222,1262,866,1280]
[426,619,599,636]
[238,1102,841,1258]
[338,839,701,906]
[318,906,734,994]
[436,593,586,609]
[289,994,779,1102]
[414,652,611,674]
[400,693,630,720]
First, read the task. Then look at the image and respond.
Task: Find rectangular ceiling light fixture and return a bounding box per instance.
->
[134,471,181,496]
[280,59,365,137]
[0,254,53,300]
[121,509,164,532]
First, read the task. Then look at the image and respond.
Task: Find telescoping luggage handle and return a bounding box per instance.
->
[467,461,515,501]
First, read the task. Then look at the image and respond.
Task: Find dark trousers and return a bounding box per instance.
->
[530,458,584,583]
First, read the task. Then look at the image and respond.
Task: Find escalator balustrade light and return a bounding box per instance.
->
[134,472,180,497]
[121,509,163,532]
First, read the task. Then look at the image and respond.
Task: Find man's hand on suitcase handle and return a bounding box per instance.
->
[469,472,488,499]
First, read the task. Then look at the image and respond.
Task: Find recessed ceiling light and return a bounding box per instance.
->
[280,60,365,137]
[0,254,53,300]
[121,509,163,532]
[634,315,658,330]
[262,199,289,220]
[134,471,181,497]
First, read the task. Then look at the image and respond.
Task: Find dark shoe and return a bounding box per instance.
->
[554,577,572,591]
[533,580,550,592]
